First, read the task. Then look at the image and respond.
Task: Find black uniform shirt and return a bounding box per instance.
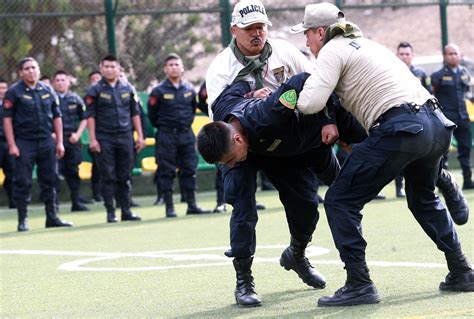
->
[84,78,140,134]
[431,65,471,121]
[410,65,432,93]
[213,73,327,157]
[57,91,86,136]
[147,79,197,128]
[0,99,5,140]
[3,81,61,140]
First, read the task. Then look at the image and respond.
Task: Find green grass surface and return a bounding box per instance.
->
[1,176,473,318]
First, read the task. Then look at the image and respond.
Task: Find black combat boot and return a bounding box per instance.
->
[213,203,227,213]
[437,169,469,225]
[121,198,141,221]
[164,191,177,218]
[395,175,406,198]
[121,208,141,221]
[462,170,474,190]
[318,262,380,307]
[440,248,474,292]
[17,206,29,232]
[105,201,117,223]
[45,201,73,228]
[71,194,90,212]
[279,237,326,289]
[233,257,262,307]
[186,191,212,215]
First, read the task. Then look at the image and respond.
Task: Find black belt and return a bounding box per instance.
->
[158,126,190,133]
[372,99,440,129]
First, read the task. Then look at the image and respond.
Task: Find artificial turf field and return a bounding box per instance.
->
[1,173,473,318]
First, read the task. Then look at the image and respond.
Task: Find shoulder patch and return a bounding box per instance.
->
[279,89,297,109]
[85,96,95,106]
[349,40,361,49]
[3,99,13,109]
[149,95,158,107]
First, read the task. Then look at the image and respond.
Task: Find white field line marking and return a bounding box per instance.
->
[0,245,445,272]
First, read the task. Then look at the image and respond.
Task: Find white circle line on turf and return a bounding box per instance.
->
[0,246,446,272]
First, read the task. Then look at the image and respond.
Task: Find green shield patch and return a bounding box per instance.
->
[279,89,297,109]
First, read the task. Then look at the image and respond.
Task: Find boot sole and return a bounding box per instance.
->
[440,282,474,292]
[235,297,262,308]
[318,294,381,307]
[280,256,326,289]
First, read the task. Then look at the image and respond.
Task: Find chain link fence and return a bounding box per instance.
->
[1,0,473,93]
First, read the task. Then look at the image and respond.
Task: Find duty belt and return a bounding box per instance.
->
[371,99,440,130]
[158,126,190,134]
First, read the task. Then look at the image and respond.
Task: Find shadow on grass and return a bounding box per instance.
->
[0,211,228,238]
[178,288,382,318]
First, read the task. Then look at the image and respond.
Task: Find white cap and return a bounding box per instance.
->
[289,2,344,33]
[231,0,272,28]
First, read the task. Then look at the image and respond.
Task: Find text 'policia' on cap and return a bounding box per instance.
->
[231,0,273,28]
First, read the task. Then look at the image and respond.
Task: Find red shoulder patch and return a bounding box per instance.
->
[85,96,94,106]
[3,99,13,109]
[148,95,157,107]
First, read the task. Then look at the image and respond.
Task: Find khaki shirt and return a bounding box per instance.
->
[297,35,432,130]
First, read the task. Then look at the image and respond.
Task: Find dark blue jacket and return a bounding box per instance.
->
[212,73,331,157]
[3,81,61,140]
[147,79,197,128]
[57,90,86,136]
[0,99,5,140]
[410,65,432,93]
[431,65,471,121]
[84,78,140,134]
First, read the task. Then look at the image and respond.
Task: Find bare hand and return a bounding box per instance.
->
[9,144,20,157]
[253,87,272,99]
[135,137,146,153]
[89,139,101,153]
[69,132,80,144]
[56,142,65,159]
[321,124,339,144]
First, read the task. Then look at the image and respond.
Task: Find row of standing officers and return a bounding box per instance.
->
[1,53,213,232]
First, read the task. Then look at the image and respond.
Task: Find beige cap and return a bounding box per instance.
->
[231,0,272,28]
[290,2,344,33]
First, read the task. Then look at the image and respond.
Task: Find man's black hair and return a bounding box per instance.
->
[397,41,413,51]
[101,54,118,64]
[197,122,232,164]
[88,70,101,79]
[39,75,50,81]
[53,70,69,78]
[18,57,37,70]
[165,53,181,64]
[0,77,7,84]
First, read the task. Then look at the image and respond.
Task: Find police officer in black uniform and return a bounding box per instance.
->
[432,44,474,190]
[52,70,89,212]
[3,57,73,231]
[198,73,367,307]
[148,53,211,218]
[0,78,16,208]
[87,70,103,202]
[396,42,469,225]
[85,55,145,223]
